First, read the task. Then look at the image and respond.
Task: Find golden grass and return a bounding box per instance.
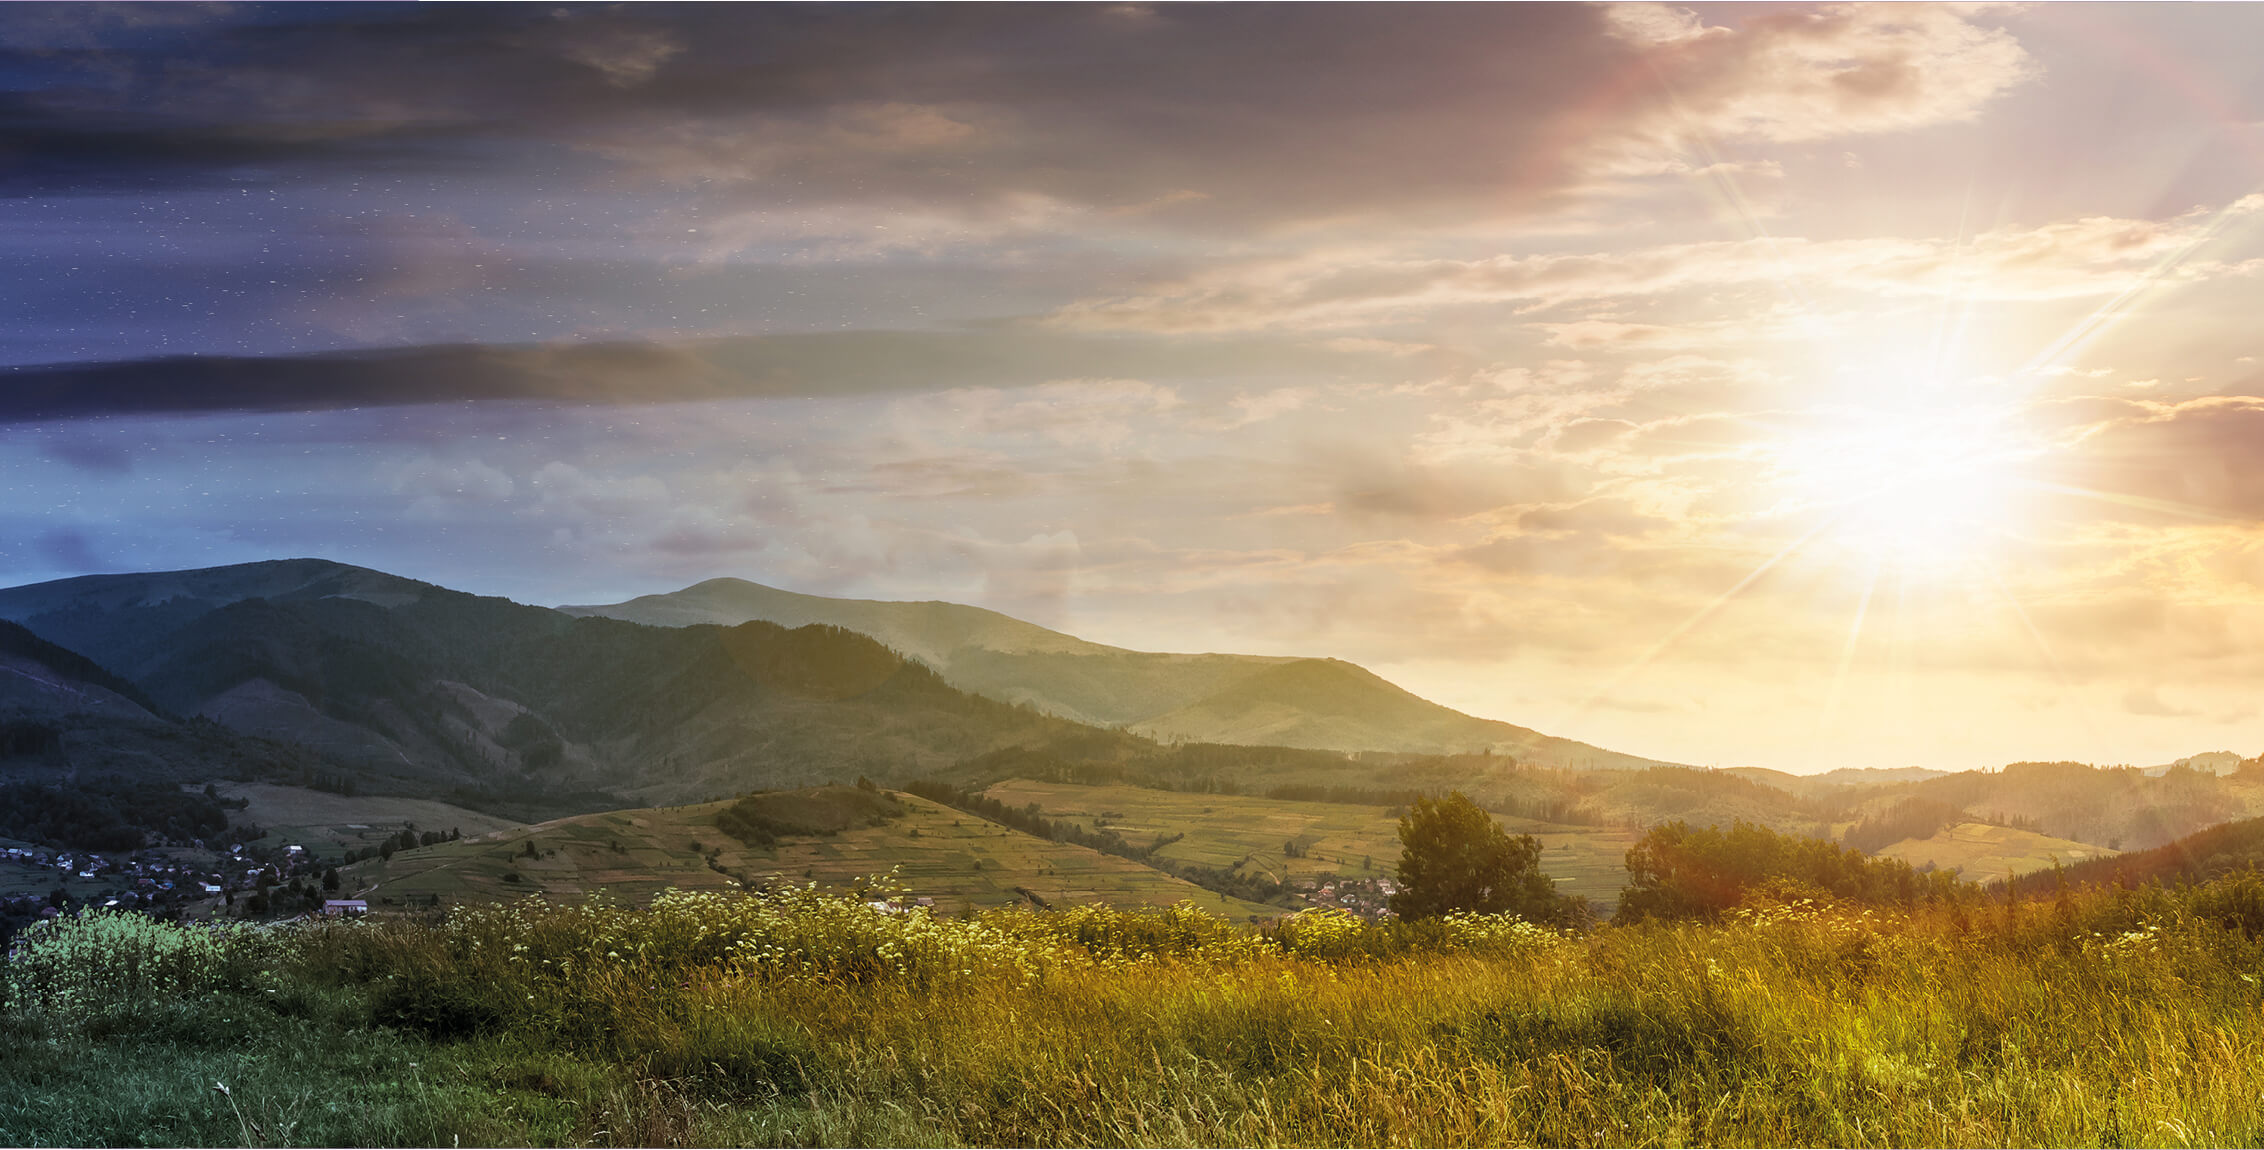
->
[980,778,1638,902]
[1874,821,2120,884]
[14,876,2263,1146]
[346,792,1276,919]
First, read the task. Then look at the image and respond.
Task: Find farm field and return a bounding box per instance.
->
[219,783,524,862]
[979,779,1640,905]
[1873,820,2120,885]
[344,790,1277,919]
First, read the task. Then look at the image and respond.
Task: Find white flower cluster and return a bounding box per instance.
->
[4,907,273,1017]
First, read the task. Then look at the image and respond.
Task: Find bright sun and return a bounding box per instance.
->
[1766,400,2029,572]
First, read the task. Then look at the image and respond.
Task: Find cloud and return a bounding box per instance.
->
[0,4,2040,233]
[1603,3,2038,148]
[1052,198,2264,333]
[2123,685,2203,718]
[531,461,669,519]
[1549,418,1639,453]
[382,456,516,519]
[0,6,1627,227]
[1333,455,1581,522]
[0,331,1380,424]
[2055,395,2264,521]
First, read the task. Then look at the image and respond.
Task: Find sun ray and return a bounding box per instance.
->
[2015,192,2263,380]
[1567,513,1841,725]
[2017,478,2240,524]
[1821,555,1881,732]
[1981,557,2109,753]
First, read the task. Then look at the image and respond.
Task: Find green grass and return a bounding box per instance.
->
[220,783,524,860]
[980,779,1639,904]
[14,878,2264,1146]
[347,791,1276,920]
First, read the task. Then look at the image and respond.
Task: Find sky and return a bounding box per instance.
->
[6,3,2264,773]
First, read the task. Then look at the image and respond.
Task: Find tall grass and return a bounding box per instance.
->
[11,877,2264,1145]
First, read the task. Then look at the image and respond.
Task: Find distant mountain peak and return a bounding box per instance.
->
[0,557,434,616]
[559,578,1124,664]
[562,576,1676,767]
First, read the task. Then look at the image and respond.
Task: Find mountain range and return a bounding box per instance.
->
[0,558,1665,819]
[8,557,2264,903]
[563,577,1669,767]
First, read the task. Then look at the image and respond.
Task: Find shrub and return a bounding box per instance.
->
[1617,819,1963,923]
[3,908,274,1021]
[1006,900,1271,963]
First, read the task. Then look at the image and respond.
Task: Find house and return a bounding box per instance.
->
[322,899,368,917]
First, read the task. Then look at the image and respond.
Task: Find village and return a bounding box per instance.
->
[0,836,350,943]
[1294,875,1397,919]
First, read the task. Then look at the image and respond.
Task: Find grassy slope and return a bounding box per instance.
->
[221,783,525,858]
[1871,821,2119,885]
[345,790,1277,919]
[981,779,1640,905]
[1128,658,1670,766]
[2015,813,2264,895]
[560,577,1672,764]
[16,879,2264,1146]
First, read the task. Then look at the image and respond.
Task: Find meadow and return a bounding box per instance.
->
[10,875,2264,1147]
[1870,820,2120,885]
[980,778,1640,904]
[344,792,1272,919]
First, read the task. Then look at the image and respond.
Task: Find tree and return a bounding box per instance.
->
[1390,791,1566,923]
[1614,819,1960,924]
[322,867,341,893]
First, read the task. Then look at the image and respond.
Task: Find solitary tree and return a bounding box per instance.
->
[1390,791,1567,923]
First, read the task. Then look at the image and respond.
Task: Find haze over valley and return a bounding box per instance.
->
[7,556,2262,934]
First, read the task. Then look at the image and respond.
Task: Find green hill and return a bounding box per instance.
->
[345,786,1278,919]
[0,560,1128,816]
[561,578,1673,765]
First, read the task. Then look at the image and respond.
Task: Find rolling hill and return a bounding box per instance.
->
[2010,813,2264,895]
[345,785,1278,919]
[564,577,1674,767]
[1870,821,2119,885]
[0,560,1117,815]
[0,619,163,725]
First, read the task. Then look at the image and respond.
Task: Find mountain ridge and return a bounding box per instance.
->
[563,576,1672,767]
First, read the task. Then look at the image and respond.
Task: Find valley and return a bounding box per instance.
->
[1,557,2259,933]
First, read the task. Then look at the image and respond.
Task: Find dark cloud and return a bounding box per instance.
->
[0,4,1631,224]
[0,330,1374,423]
[2057,397,2264,521]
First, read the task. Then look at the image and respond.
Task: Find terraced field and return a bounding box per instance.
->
[1874,821,2120,885]
[343,790,1277,919]
[978,779,1640,905]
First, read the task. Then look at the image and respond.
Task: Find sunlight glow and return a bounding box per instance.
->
[1766,398,2030,572]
